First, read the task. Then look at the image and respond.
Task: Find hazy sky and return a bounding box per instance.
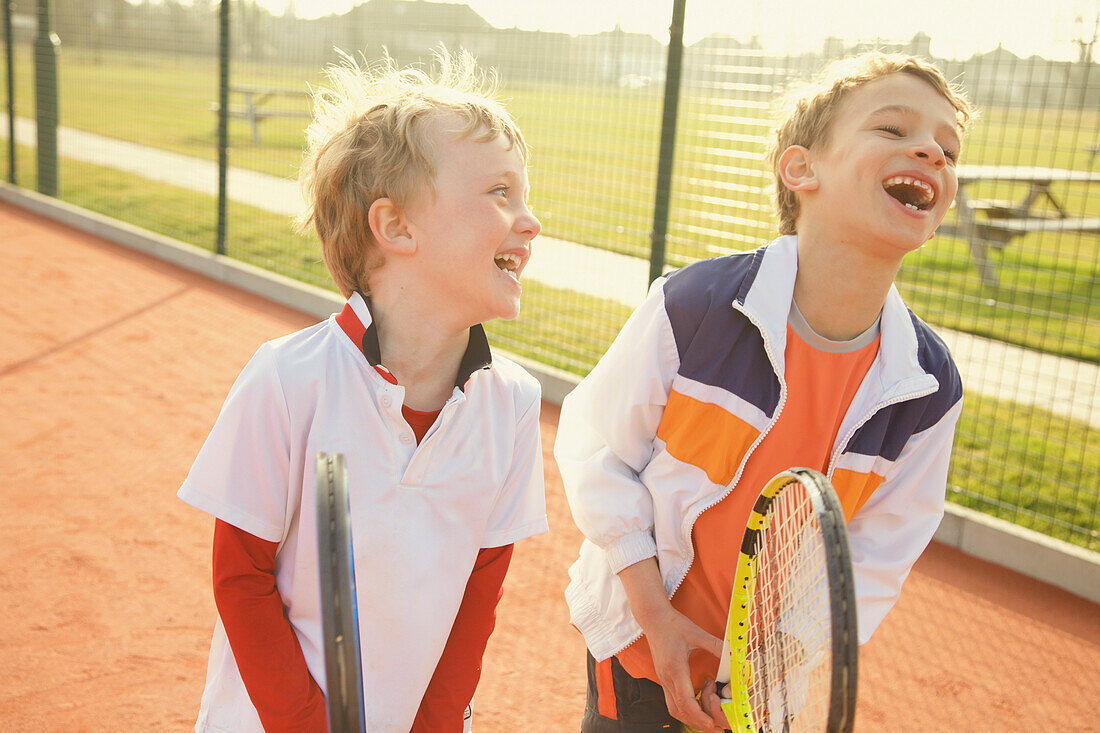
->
[257,0,1099,61]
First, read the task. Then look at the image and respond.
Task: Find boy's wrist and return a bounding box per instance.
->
[617,557,672,631]
[633,597,677,635]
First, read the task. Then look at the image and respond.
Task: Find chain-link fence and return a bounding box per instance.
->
[3,0,1097,552]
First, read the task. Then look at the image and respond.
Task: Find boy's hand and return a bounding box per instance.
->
[644,605,727,732]
[698,677,729,727]
[618,559,728,732]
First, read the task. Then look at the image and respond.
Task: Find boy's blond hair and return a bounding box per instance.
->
[297,48,528,297]
[767,52,972,235]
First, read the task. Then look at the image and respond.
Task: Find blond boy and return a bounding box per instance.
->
[179,50,546,732]
[556,53,971,732]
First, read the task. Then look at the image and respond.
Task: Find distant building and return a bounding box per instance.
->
[317,0,495,65]
[583,25,665,86]
[946,45,1099,108]
[14,0,1096,111]
[847,31,933,59]
[685,34,772,95]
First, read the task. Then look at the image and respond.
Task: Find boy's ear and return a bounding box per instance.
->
[368,197,416,255]
[777,145,819,193]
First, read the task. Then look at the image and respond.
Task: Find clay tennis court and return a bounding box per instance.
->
[2,200,1098,731]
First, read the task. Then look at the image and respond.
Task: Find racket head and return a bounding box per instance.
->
[315,452,366,733]
[718,467,858,733]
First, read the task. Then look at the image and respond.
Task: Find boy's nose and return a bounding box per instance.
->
[911,141,946,168]
[518,207,542,239]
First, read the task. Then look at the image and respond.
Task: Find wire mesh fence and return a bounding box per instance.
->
[2,0,1097,552]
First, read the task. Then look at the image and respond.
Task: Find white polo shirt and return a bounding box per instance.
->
[179,292,548,732]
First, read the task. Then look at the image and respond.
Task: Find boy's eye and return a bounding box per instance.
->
[878,124,903,136]
[491,186,508,198]
[943,148,959,163]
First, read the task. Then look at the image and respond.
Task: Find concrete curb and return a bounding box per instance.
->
[933,503,1100,602]
[0,183,342,319]
[4,182,1097,605]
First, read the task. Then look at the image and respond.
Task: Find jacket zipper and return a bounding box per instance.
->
[612,308,937,657]
[610,305,790,659]
[666,304,789,601]
[825,380,938,478]
[670,311,938,597]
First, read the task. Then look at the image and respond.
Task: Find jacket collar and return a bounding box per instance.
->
[337,292,493,391]
[738,235,935,393]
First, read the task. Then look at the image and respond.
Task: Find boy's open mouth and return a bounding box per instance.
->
[883,175,935,211]
[494,253,521,275]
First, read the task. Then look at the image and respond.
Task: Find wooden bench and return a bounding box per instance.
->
[940,166,1100,287]
[970,216,1100,240]
[209,87,311,143]
[941,209,1100,287]
[967,199,1041,219]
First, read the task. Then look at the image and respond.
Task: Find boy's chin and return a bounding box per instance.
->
[883,220,945,253]
[888,233,934,256]
[478,300,521,324]
[497,305,521,322]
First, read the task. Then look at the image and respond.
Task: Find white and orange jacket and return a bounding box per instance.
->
[556,235,963,662]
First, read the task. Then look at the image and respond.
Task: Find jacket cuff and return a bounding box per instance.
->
[604,530,658,575]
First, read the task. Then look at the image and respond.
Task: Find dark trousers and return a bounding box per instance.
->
[581,651,680,732]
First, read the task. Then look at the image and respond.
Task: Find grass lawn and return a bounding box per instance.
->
[10,45,1100,364]
[4,143,633,376]
[5,142,1098,552]
[951,393,1100,552]
[4,45,1097,360]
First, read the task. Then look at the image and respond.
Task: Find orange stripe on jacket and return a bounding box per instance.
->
[621,326,881,689]
[831,468,886,520]
[656,390,759,486]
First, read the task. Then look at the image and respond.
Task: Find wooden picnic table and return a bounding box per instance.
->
[209,85,311,143]
[939,165,1100,286]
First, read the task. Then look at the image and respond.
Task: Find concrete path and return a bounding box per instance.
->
[4,115,1097,426]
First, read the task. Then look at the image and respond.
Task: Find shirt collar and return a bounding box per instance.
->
[788,297,881,353]
[336,292,493,390]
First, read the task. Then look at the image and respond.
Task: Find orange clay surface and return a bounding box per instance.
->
[2,201,1099,732]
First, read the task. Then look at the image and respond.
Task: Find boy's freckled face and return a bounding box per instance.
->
[403,118,541,325]
[805,73,962,257]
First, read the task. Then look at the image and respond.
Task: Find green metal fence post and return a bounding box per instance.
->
[4,0,15,184]
[648,0,686,285]
[216,0,230,255]
[33,0,59,196]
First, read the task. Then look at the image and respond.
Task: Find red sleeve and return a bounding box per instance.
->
[212,519,328,732]
[409,544,514,733]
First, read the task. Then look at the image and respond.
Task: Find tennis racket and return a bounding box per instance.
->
[315,452,367,733]
[714,467,858,733]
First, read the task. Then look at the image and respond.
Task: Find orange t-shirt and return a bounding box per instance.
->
[618,311,880,688]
